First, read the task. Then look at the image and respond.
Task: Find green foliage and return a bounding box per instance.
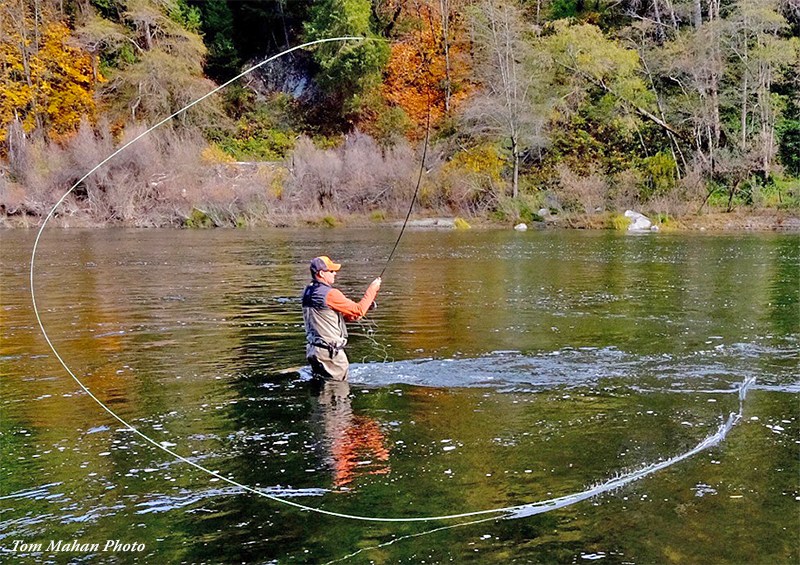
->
[608,213,631,230]
[168,0,202,34]
[215,128,294,161]
[777,118,800,177]
[753,177,800,209]
[653,213,679,230]
[303,0,390,114]
[211,94,299,160]
[545,21,654,113]
[370,210,386,222]
[550,0,581,19]
[371,104,412,148]
[641,152,677,200]
[193,0,239,80]
[185,208,215,228]
[321,215,338,227]
[495,196,544,223]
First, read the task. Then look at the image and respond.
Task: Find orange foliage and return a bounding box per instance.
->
[0,6,97,144]
[376,0,473,136]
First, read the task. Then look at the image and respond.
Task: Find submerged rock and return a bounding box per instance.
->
[624,210,653,232]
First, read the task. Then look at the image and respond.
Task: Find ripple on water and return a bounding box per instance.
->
[334,343,798,392]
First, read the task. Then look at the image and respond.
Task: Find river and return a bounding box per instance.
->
[1,228,798,564]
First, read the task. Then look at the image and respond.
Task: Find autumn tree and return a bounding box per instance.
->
[378,0,472,134]
[0,0,97,145]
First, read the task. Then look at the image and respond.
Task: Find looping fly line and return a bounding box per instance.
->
[29,38,752,525]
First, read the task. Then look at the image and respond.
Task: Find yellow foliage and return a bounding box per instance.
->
[446,144,505,183]
[454,217,471,229]
[0,13,97,144]
[268,167,287,198]
[201,144,235,164]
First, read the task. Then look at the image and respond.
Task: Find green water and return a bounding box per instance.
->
[1,228,798,564]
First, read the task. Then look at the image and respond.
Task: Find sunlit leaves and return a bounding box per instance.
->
[0,11,97,144]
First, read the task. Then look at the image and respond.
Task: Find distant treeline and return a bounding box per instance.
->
[1,0,799,227]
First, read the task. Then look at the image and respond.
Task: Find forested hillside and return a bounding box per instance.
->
[1,0,799,227]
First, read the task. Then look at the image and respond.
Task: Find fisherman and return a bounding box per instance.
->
[302,256,381,381]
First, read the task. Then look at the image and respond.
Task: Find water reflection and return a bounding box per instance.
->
[2,229,798,565]
[311,379,391,489]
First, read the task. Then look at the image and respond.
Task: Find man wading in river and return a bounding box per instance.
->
[303,256,381,381]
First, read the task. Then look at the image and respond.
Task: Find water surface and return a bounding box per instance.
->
[1,228,798,564]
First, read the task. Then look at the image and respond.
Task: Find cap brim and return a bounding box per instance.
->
[329,263,341,271]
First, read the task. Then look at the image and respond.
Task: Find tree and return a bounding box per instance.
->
[0,0,97,145]
[727,0,798,176]
[99,0,222,128]
[303,0,390,118]
[466,0,547,198]
[378,0,472,132]
[192,0,239,81]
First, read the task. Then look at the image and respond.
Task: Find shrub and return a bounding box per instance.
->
[285,132,419,213]
[653,212,680,231]
[641,152,678,200]
[557,164,607,214]
[185,208,215,228]
[454,217,471,229]
[321,215,338,227]
[496,195,543,223]
[608,213,631,230]
[202,145,234,164]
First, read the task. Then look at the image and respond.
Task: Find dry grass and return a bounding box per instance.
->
[557,165,608,214]
[2,126,797,230]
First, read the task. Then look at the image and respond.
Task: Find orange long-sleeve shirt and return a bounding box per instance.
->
[325,285,378,322]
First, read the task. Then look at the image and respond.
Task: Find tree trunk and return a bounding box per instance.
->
[439,0,451,113]
[653,0,666,42]
[741,73,748,151]
[511,136,519,198]
[693,0,702,27]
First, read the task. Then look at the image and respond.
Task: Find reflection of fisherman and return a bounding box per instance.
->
[302,256,381,381]
[314,380,390,488]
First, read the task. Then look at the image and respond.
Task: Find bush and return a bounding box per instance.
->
[454,217,471,229]
[557,164,607,214]
[185,208,215,228]
[437,144,505,213]
[753,176,800,210]
[285,132,419,213]
[495,195,543,223]
[641,152,678,200]
[608,213,631,230]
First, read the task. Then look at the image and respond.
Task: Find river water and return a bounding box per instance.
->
[1,228,798,564]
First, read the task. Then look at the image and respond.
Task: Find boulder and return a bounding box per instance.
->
[396,218,456,229]
[538,208,549,218]
[624,210,652,232]
[514,223,528,231]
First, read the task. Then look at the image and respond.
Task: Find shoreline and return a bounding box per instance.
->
[2,209,799,232]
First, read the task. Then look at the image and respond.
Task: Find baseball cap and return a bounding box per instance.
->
[310,256,342,274]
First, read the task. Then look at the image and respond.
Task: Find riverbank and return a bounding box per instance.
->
[2,207,799,231]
